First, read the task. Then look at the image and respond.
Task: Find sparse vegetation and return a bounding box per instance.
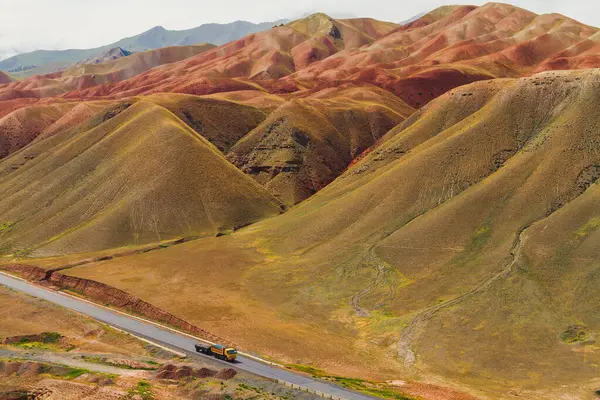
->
[2,4,600,400]
[126,380,154,400]
[286,364,414,400]
[41,332,62,343]
[13,248,33,258]
[11,332,64,350]
[561,325,588,344]
[63,367,89,379]
[0,221,15,233]
[575,216,600,238]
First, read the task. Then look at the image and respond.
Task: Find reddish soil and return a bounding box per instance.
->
[155,364,220,380]
[1,3,596,115]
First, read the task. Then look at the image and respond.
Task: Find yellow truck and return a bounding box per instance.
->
[195,343,237,362]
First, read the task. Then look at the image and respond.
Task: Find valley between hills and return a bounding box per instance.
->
[1,2,600,399]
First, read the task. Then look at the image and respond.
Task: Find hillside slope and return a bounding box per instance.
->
[12,4,592,110]
[0,44,215,100]
[0,71,15,84]
[228,85,413,204]
[75,47,133,66]
[5,4,598,110]
[252,69,600,396]
[53,14,399,99]
[287,2,599,107]
[0,100,283,256]
[57,70,600,399]
[0,101,109,159]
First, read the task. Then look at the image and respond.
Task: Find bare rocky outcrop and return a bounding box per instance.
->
[1,264,48,281]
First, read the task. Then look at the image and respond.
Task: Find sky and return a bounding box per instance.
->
[1,0,599,60]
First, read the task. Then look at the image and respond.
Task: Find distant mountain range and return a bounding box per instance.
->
[0,12,428,79]
[0,19,287,77]
[75,47,133,66]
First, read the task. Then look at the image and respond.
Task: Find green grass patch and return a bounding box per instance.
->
[63,367,89,379]
[0,221,15,233]
[467,222,492,251]
[13,247,33,258]
[14,342,54,350]
[447,221,494,270]
[12,332,67,351]
[286,364,415,400]
[126,380,154,400]
[575,216,600,238]
[561,325,588,344]
[12,332,63,350]
[40,332,62,343]
[238,383,263,393]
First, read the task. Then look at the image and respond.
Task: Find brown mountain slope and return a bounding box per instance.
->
[228,84,414,204]
[0,101,109,159]
[0,71,16,84]
[0,100,283,256]
[1,3,598,113]
[53,13,399,99]
[143,92,269,153]
[40,2,595,109]
[251,69,600,396]
[0,44,215,100]
[287,2,599,107]
[0,86,412,208]
[56,70,600,399]
[63,44,216,83]
[139,87,412,206]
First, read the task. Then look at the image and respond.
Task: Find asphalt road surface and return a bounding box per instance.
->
[0,272,377,400]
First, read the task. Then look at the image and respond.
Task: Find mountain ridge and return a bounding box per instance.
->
[0,18,288,77]
[2,3,600,399]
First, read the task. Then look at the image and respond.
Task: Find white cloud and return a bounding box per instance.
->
[0,0,598,60]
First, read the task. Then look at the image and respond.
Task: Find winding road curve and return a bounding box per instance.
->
[0,272,376,400]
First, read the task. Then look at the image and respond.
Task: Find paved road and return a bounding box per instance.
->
[0,272,375,400]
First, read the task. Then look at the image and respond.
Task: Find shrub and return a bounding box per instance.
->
[42,332,62,343]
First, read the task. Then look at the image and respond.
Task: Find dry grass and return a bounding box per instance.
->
[0,286,150,356]
[64,44,216,83]
[0,99,282,256]
[0,101,102,158]
[228,85,414,204]
[53,70,600,399]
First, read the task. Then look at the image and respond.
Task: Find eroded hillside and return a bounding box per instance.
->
[1,3,600,400]
[35,70,600,400]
